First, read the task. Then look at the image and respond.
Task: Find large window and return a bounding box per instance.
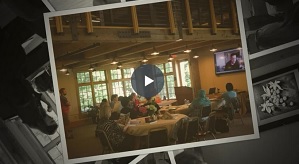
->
[156,62,176,99]
[76,70,108,112]
[179,60,191,87]
[110,68,134,97]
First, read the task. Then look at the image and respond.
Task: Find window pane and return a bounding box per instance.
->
[124,80,134,97]
[159,85,167,100]
[112,81,124,96]
[77,72,90,83]
[156,64,164,73]
[166,75,176,99]
[92,70,106,82]
[165,62,173,73]
[78,85,93,112]
[110,69,122,80]
[180,61,191,87]
[94,84,108,103]
[123,68,134,79]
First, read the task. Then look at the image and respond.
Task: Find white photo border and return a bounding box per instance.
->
[44,1,260,163]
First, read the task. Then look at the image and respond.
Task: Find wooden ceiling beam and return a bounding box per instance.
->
[167,1,176,34]
[209,0,217,35]
[84,42,143,58]
[184,0,193,34]
[51,27,239,43]
[230,0,239,34]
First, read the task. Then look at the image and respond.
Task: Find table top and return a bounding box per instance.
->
[160,104,190,114]
[157,100,177,106]
[126,114,187,137]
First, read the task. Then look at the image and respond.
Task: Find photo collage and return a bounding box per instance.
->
[0,0,298,164]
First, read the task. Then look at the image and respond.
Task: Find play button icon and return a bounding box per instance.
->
[144,76,154,87]
[131,64,164,98]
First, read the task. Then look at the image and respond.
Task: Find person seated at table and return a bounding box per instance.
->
[128,93,140,112]
[96,103,135,152]
[216,82,237,120]
[188,90,211,117]
[110,94,122,120]
[130,93,140,106]
[154,94,162,103]
[120,97,138,119]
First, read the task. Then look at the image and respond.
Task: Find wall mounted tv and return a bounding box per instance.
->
[214,47,245,75]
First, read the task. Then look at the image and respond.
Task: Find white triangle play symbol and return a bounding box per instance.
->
[145,75,154,87]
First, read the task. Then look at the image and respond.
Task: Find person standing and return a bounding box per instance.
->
[60,88,73,139]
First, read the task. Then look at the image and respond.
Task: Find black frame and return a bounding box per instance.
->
[252,64,299,131]
[214,47,245,75]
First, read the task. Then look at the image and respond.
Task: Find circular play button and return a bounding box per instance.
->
[131,64,164,98]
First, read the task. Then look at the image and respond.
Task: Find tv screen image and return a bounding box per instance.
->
[214,48,245,75]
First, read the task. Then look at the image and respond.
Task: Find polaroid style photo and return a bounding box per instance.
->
[44,0,260,163]
[236,0,299,59]
[250,45,299,131]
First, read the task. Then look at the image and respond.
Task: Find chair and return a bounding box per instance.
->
[227,97,244,125]
[96,130,115,154]
[197,106,216,140]
[177,117,189,144]
[186,117,199,142]
[147,127,169,148]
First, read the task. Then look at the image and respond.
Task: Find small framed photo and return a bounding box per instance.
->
[236,0,299,59]
[253,65,299,127]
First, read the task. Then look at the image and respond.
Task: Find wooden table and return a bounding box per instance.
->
[160,104,190,115]
[127,114,187,139]
[157,100,177,106]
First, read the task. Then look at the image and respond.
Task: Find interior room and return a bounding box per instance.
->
[49,0,254,159]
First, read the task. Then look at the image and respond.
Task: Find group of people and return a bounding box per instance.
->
[188,82,238,134]
[95,93,161,150]
[97,93,161,121]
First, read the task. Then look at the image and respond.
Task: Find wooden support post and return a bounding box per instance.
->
[184,0,193,34]
[131,6,139,34]
[167,1,176,34]
[85,12,93,33]
[230,0,239,34]
[55,16,63,33]
[209,0,217,35]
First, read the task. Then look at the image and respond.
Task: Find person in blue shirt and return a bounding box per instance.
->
[218,83,237,120]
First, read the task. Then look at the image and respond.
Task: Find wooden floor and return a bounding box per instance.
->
[66,113,255,160]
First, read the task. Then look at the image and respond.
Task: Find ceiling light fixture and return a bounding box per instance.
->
[150,47,159,56]
[210,45,217,52]
[88,64,95,71]
[193,55,199,58]
[168,54,174,61]
[60,65,67,72]
[117,63,122,69]
[141,56,148,63]
[183,45,191,53]
[110,58,118,65]
[65,70,70,75]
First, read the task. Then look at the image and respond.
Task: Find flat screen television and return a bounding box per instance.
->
[214,47,245,75]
